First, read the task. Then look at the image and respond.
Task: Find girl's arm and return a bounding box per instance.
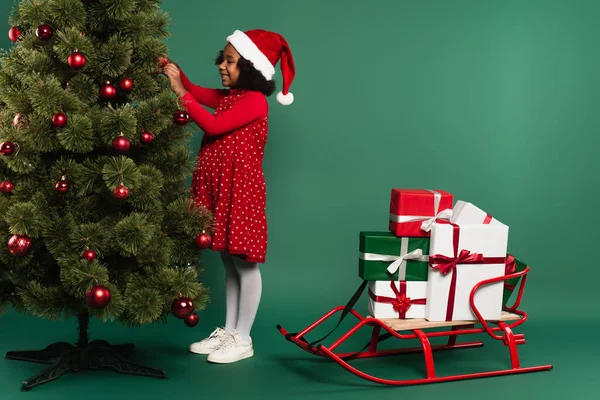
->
[180,91,267,136]
[175,65,224,109]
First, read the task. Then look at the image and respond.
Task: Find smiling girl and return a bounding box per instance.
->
[163,29,296,364]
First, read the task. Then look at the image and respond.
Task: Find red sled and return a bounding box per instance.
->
[277,266,552,386]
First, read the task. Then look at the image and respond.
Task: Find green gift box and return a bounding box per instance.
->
[359,231,430,281]
[502,254,528,307]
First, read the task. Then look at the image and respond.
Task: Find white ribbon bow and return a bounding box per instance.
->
[360,247,429,280]
[419,208,453,232]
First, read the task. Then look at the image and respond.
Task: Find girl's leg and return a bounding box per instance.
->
[220,251,240,334]
[231,255,262,343]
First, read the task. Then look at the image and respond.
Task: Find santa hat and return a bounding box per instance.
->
[226,29,296,105]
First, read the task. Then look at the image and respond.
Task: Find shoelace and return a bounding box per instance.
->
[219,334,239,351]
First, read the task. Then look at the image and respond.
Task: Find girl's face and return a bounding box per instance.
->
[219,43,241,88]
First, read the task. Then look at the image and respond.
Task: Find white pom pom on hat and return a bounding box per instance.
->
[226,29,296,105]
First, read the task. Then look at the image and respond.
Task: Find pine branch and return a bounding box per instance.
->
[53,26,95,64]
[59,258,109,297]
[114,212,157,256]
[97,104,137,144]
[17,282,67,321]
[4,202,43,238]
[101,155,142,189]
[69,221,112,257]
[57,114,95,153]
[127,164,163,211]
[102,0,137,22]
[136,233,172,269]
[49,156,77,184]
[66,73,98,105]
[47,0,87,33]
[14,0,52,29]
[97,34,133,78]
[73,156,106,195]
[20,112,61,153]
[42,212,76,258]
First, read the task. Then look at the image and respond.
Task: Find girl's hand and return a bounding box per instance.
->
[163,63,187,97]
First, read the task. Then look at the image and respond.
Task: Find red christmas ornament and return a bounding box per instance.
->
[52,112,68,128]
[0,180,15,194]
[119,77,134,92]
[8,26,21,42]
[55,176,69,193]
[0,141,15,156]
[8,234,31,257]
[140,130,153,144]
[67,51,87,70]
[112,135,131,152]
[113,184,129,200]
[158,55,169,67]
[35,24,53,41]
[81,249,97,261]
[86,285,111,309]
[99,82,117,100]
[185,313,200,327]
[171,297,194,319]
[194,232,212,249]
[173,110,190,126]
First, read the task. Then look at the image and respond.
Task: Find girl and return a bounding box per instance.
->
[163,29,296,364]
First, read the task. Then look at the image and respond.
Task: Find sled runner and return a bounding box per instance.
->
[277,265,553,385]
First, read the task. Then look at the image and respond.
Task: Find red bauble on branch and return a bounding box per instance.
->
[55,176,69,193]
[86,285,111,309]
[112,135,131,152]
[194,232,212,249]
[35,24,53,41]
[8,26,21,42]
[173,110,190,126]
[158,55,169,67]
[8,234,31,256]
[81,249,97,261]
[113,184,129,200]
[1,141,15,156]
[185,313,200,327]
[119,77,134,92]
[99,82,117,100]
[140,130,153,144]
[0,180,15,194]
[52,112,68,128]
[68,51,87,70]
[171,297,194,319]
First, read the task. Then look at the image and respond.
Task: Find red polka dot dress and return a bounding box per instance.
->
[179,70,269,264]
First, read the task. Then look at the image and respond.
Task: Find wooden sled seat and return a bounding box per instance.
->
[373,311,521,331]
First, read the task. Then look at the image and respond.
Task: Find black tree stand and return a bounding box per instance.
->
[5,311,167,391]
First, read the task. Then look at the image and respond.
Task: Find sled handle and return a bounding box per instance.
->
[469,266,530,341]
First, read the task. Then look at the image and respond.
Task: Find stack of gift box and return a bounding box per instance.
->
[359,189,528,322]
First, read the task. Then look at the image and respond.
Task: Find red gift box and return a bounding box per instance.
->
[388,189,454,237]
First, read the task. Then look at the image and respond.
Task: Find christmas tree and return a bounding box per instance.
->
[0,0,213,390]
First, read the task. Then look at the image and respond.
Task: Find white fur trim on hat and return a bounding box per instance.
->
[276,91,294,105]
[226,30,275,81]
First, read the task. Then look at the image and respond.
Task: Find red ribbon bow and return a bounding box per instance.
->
[368,280,426,319]
[429,249,484,276]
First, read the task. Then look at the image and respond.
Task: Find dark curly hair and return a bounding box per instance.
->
[215,50,276,96]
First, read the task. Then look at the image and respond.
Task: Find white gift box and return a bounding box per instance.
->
[451,200,502,225]
[368,280,427,319]
[425,222,509,322]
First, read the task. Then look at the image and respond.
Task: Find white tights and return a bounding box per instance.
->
[220,252,262,343]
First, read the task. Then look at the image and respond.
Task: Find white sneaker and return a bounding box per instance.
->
[207,330,254,363]
[189,327,228,355]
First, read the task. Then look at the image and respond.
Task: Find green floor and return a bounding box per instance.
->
[0,296,596,400]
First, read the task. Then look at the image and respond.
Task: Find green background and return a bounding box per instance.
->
[1,0,598,398]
